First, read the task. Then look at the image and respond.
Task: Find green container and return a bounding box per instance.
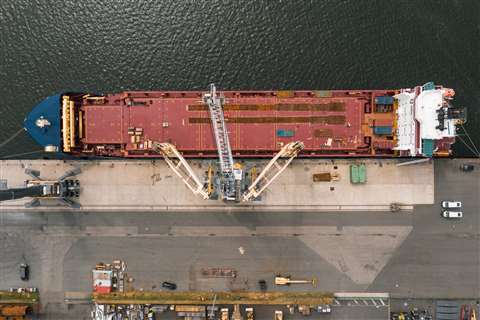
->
[350,165,359,184]
[358,164,366,183]
[350,164,366,184]
[422,139,434,157]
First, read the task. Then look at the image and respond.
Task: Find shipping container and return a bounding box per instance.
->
[276,129,294,137]
[373,126,392,135]
[375,96,394,105]
[422,139,434,157]
[350,164,366,184]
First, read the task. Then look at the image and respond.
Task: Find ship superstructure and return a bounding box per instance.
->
[394,83,461,156]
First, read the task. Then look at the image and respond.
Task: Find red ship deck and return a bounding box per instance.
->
[76,89,397,157]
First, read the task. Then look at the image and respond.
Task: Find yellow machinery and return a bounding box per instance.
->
[274,275,317,287]
[0,291,39,319]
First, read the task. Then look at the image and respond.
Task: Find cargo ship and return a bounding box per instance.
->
[24,82,464,158]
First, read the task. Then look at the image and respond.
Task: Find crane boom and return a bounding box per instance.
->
[203,84,240,201]
[151,141,210,199]
[203,84,234,176]
[243,141,304,202]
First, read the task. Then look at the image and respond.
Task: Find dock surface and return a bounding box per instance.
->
[0,159,433,211]
[0,159,477,319]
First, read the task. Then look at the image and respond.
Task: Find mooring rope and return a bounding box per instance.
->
[457,135,480,157]
[0,128,25,149]
[460,123,480,156]
[0,150,44,159]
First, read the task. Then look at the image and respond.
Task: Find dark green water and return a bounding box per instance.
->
[0,0,478,157]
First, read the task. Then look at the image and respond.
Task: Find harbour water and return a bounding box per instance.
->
[0,0,478,157]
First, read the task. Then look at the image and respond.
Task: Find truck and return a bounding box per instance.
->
[220,308,229,320]
[245,307,254,320]
[274,310,283,320]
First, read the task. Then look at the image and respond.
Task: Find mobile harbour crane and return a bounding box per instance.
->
[151,84,304,202]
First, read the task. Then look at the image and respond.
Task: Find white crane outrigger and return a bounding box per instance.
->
[150,84,304,202]
[242,140,304,202]
[151,141,210,200]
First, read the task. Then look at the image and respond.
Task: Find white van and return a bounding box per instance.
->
[442,211,463,219]
[441,201,462,208]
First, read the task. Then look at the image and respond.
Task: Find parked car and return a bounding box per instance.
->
[442,211,463,219]
[258,279,267,292]
[20,263,29,281]
[161,281,177,290]
[441,201,462,208]
[317,305,331,314]
[460,164,474,172]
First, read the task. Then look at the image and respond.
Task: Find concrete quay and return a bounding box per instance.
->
[0,158,478,320]
[0,158,433,212]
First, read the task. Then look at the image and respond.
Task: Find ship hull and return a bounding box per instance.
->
[24,85,459,158]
